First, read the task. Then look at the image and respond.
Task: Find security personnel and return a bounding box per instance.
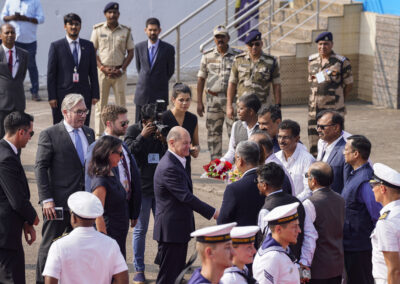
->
[220,226,259,284]
[187,222,237,284]
[227,30,281,121]
[253,202,301,284]
[307,31,353,157]
[370,163,400,284]
[197,25,241,160]
[90,2,134,137]
[42,191,129,284]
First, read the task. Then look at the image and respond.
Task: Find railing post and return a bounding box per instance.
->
[316,0,320,30]
[225,0,229,26]
[272,0,275,21]
[268,0,272,54]
[176,26,180,82]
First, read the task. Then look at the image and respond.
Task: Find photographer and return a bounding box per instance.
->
[124,104,167,283]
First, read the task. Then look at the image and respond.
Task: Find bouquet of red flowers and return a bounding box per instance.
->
[201,159,232,180]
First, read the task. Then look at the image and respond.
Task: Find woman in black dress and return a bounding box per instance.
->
[88,136,130,258]
[162,83,200,174]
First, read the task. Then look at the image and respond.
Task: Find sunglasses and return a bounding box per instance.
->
[369,179,382,188]
[248,41,261,47]
[316,124,336,130]
[22,129,34,137]
[121,120,129,127]
[112,150,123,157]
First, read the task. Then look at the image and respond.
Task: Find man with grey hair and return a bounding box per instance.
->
[34,93,95,284]
[217,140,265,227]
[153,126,217,284]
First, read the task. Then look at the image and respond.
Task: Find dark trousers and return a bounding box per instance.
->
[36,211,73,284]
[15,41,39,95]
[0,110,13,139]
[344,250,373,284]
[51,102,91,126]
[155,241,188,284]
[0,243,25,284]
[310,276,342,284]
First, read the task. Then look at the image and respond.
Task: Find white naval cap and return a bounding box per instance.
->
[67,191,104,219]
[263,202,300,226]
[372,163,400,190]
[230,226,260,244]
[191,222,237,243]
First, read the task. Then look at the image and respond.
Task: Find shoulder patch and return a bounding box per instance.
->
[204,48,214,55]
[235,53,246,59]
[232,48,243,54]
[264,270,274,283]
[309,53,319,61]
[379,210,390,220]
[93,22,104,29]
[52,233,69,242]
[120,24,131,31]
[333,54,346,62]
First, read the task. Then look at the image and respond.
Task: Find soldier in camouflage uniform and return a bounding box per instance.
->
[308,31,353,157]
[197,25,241,160]
[227,30,281,121]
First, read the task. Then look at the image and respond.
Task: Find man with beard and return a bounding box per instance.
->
[197,25,241,160]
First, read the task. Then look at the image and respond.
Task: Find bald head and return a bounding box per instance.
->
[167,126,191,158]
[308,162,333,187]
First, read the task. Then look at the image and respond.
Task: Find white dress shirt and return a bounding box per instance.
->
[276,144,315,201]
[66,35,81,65]
[168,149,186,168]
[317,130,351,161]
[42,227,128,283]
[371,199,400,281]
[4,138,18,155]
[2,45,18,78]
[266,153,295,196]
[221,121,259,163]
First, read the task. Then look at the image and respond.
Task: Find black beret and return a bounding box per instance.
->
[104,2,119,13]
[245,30,262,45]
[315,31,332,43]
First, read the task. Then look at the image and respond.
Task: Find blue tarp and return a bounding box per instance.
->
[359,0,400,16]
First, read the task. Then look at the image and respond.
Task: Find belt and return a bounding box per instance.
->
[207,89,225,96]
[102,65,122,69]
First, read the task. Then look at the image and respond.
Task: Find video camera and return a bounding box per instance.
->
[149,100,170,137]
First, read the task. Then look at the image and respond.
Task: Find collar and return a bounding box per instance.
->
[322,134,342,149]
[350,162,369,175]
[312,187,325,194]
[72,226,96,234]
[168,149,186,168]
[267,189,283,197]
[265,153,277,163]
[282,143,301,161]
[63,120,81,133]
[2,45,16,54]
[148,39,160,49]
[245,50,266,60]
[261,233,283,249]
[103,22,121,30]
[242,121,259,131]
[66,35,80,45]
[213,45,235,56]
[242,167,257,177]
[380,199,400,216]
[4,138,18,155]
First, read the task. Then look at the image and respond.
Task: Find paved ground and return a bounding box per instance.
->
[20,89,400,283]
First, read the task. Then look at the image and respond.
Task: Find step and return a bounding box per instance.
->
[265,35,309,54]
[292,0,345,15]
[268,21,316,41]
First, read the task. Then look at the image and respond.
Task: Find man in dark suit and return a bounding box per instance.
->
[35,94,95,284]
[217,140,264,226]
[0,111,39,284]
[47,13,99,126]
[153,126,217,284]
[0,23,28,138]
[134,17,175,122]
[316,110,347,194]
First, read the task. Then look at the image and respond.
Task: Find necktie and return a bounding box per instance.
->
[8,49,12,74]
[149,45,155,66]
[73,129,84,165]
[120,153,131,199]
[72,41,79,66]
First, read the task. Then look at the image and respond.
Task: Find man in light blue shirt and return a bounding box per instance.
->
[1,0,44,101]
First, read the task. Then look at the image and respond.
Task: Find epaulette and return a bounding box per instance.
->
[235,52,246,59]
[232,48,243,54]
[120,24,131,31]
[203,48,214,55]
[93,22,104,29]
[52,232,69,242]
[379,210,390,220]
[262,53,276,60]
[309,53,319,61]
[333,54,346,62]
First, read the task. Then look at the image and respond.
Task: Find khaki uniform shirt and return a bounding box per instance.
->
[197,46,241,94]
[229,51,280,104]
[308,51,353,115]
[90,22,134,66]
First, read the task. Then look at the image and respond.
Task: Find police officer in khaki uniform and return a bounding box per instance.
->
[227,30,281,121]
[91,2,134,137]
[197,25,241,160]
[307,31,353,157]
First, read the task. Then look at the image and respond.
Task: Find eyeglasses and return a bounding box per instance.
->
[70,109,89,116]
[254,177,265,184]
[369,179,382,188]
[304,172,312,179]
[215,35,226,39]
[112,150,123,157]
[121,120,129,127]
[248,41,261,47]
[316,124,336,130]
[22,129,34,137]
[277,135,293,140]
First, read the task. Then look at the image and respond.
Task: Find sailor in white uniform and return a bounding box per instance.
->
[220,226,259,284]
[370,163,400,284]
[253,202,301,284]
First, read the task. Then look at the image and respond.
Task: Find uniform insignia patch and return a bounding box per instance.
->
[264,270,274,283]
[379,210,390,220]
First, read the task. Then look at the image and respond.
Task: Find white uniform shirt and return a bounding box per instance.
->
[220,266,249,284]
[253,243,300,284]
[266,153,295,196]
[42,226,128,283]
[276,144,315,201]
[221,121,259,163]
[371,199,400,281]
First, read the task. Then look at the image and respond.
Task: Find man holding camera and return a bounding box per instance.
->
[124,104,168,284]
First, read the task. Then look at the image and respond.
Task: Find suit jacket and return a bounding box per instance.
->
[153,151,215,243]
[85,139,142,220]
[0,46,28,111]
[217,169,265,226]
[0,139,36,250]
[326,137,346,194]
[134,40,175,106]
[35,122,95,209]
[47,37,99,105]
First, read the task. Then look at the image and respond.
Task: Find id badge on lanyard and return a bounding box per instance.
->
[73,66,79,83]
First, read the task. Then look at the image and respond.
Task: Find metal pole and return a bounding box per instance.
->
[225,0,229,26]
[272,0,275,21]
[316,0,320,30]
[176,26,180,82]
[268,1,272,54]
